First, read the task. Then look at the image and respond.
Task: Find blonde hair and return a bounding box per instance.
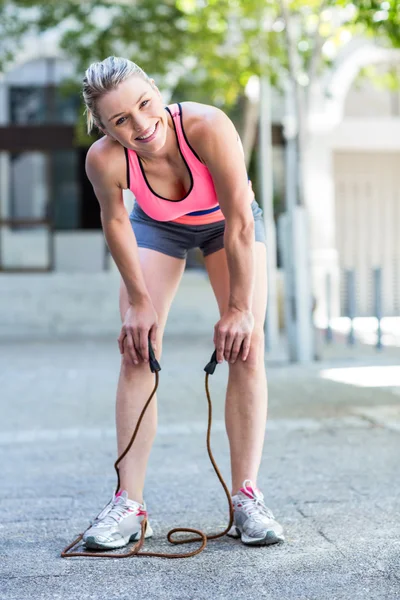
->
[82,56,153,134]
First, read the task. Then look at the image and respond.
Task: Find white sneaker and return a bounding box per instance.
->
[83,490,153,550]
[227,480,284,546]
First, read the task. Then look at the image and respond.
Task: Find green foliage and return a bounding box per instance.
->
[356,64,400,92]
[2,0,400,149]
[0,0,37,70]
[0,0,281,146]
[335,1,400,48]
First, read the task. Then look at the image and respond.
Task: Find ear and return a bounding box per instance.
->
[99,126,113,139]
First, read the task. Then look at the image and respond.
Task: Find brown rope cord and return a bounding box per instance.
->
[61,348,234,559]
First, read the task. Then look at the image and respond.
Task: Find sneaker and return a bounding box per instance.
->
[83,490,153,550]
[227,479,284,546]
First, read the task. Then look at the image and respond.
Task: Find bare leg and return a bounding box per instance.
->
[204,243,268,496]
[115,352,159,505]
[225,330,267,495]
[116,249,186,504]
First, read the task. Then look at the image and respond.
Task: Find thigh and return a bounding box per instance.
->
[199,200,266,259]
[204,242,268,330]
[119,248,186,338]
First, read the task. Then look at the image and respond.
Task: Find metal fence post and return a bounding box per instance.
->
[346,269,356,345]
[325,272,333,343]
[374,267,383,351]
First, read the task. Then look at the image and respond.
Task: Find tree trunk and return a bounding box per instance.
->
[240,94,260,169]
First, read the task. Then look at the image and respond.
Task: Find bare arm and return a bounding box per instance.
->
[189,106,255,312]
[85,143,150,306]
[187,105,256,362]
[85,142,157,363]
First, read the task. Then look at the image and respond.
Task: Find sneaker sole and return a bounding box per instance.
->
[84,523,153,550]
[227,526,284,546]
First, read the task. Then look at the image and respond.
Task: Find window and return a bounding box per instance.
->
[9,86,80,125]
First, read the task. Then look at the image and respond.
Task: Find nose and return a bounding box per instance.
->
[132,114,150,135]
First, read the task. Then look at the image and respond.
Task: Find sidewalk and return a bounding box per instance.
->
[1,271,399,599]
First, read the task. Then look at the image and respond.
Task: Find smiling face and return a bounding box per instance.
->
[97,75,168,153]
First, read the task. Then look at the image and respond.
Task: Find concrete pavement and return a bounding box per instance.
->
[1,270,399,599]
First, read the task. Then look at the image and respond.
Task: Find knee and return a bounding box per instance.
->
[120,334,164,371]
[230,329,265,373]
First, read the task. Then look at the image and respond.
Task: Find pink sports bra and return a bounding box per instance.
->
[124,102,253,225]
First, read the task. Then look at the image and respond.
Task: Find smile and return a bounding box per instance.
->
[136,122,159,142]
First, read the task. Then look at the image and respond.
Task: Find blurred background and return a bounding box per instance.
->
[1,0,400,361]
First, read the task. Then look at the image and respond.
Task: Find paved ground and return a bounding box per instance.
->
[1,273,400,599]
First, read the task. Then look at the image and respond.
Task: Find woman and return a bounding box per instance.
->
[81,56,284,549]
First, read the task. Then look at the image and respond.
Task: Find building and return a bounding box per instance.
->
[0,50,106,272]
[304,39,400,320]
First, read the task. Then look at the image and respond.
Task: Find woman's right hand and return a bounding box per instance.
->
[118,298,158,365]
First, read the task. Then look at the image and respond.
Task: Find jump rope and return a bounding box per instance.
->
[61,341,236,559]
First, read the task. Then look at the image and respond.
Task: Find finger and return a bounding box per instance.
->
[241,334,252,361]
[139,329,149,362]
[132,330,143,362]
[216,329,226,363]
[125,332,139,365]
[224,332,235,362]
[126,334,139,365]
[118,331,126,354]
[230,336,244,364]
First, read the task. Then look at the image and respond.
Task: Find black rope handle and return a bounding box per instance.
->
[204,349,218,375]
[148,339,161,373]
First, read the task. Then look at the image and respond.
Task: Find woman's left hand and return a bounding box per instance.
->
[214,307,255,364]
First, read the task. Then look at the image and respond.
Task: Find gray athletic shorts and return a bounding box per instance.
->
[129,199,267,260]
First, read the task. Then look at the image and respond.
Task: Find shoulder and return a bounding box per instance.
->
[85,135,128,190]
[179,101,234,136]
[178,101,239,163]
[178,100,221,119]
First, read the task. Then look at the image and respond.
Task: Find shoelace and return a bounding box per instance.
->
[238,482,275,522]
[92,497,139,527]
[240,495,274,521]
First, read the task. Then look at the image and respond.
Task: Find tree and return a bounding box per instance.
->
[0,0,282,152]
[2,1,400,149]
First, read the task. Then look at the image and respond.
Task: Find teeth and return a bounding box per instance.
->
[137,123,157,140]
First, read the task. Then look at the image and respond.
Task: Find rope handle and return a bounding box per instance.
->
[148,339,161,373]
[204,350,218,375]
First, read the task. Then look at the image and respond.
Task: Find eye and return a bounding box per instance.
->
[116,116,126,126]
[140,99,150,108]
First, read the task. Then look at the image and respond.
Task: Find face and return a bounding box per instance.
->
[98,75,168,153]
